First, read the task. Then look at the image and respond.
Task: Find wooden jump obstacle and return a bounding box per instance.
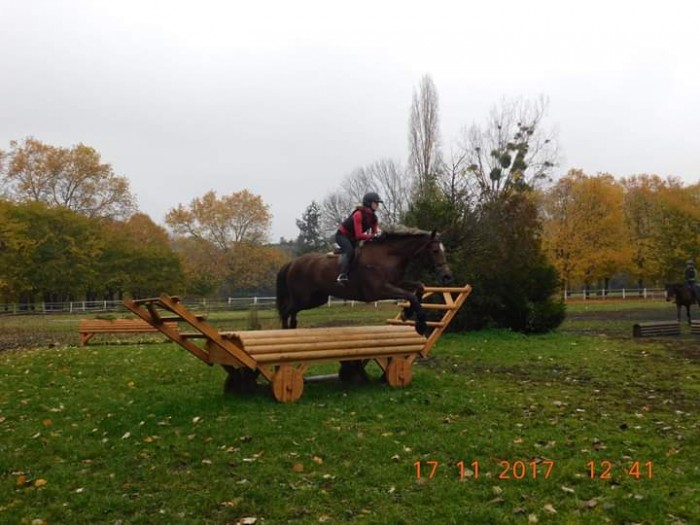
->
[632,321,681,338]
[690,320,700,335]
[78,318,178,346]
[122,284,471,402]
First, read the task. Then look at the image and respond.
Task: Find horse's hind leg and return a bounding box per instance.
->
[290,312,298,329]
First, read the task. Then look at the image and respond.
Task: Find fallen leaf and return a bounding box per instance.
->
[34,479,47,488]
[41,419,53,427]
[560,485,575,494]
[235,518,257,525]
[292,463,304,473]
[528,514,539,524]
[312,456,323,464]
[16,475,28,487]
[543,503,557,514]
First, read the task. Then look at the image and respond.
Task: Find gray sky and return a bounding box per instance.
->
[2,0,699,241]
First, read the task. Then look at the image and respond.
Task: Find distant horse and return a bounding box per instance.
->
[276,228,453,336]
[665,283,700,323]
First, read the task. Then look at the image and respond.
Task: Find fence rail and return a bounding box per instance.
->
[0,288,670,315]
[0,296,397,316]
[563,288,666,301]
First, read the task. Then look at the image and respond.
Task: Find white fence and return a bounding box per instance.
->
[0,296,396,316]
[563,288,666,301]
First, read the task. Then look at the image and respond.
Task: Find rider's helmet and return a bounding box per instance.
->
[362,192,383,207]
[687,260,695,266]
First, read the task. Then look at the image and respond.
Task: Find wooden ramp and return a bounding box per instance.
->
[123,284,471,402]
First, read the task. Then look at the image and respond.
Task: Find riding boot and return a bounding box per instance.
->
[337,254,350,282]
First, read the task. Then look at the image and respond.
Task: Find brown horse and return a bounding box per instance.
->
[276,228,453,335]
[665,283,700,323]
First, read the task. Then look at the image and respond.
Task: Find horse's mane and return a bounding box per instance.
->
[379,225,432,240]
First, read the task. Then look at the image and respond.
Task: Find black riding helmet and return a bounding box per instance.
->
[362,192,383,207]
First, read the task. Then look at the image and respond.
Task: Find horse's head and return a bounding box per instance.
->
[426,230,453,284]
[665,283,679,302]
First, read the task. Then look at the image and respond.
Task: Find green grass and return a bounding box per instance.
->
[1,301,699,524]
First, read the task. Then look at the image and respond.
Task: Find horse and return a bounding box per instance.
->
[276,228,453,336]
[665,283,700,324]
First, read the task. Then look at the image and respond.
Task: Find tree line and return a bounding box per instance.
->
[4,75,696,333]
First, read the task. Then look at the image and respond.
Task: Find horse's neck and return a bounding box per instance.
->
[364,237,427,271]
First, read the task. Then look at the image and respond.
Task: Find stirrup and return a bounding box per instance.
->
[336,273,349,282]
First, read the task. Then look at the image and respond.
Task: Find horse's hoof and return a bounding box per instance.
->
[415,322,428,336]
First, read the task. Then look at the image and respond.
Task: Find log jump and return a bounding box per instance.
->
[123,284,471,402]
[632,321,681,338]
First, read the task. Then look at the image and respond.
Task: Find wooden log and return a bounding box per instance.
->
[632,321,680,337]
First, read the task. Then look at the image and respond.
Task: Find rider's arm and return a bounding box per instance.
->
[353,211,372,240]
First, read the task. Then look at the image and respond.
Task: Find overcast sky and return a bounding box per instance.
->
[2,0,699,241]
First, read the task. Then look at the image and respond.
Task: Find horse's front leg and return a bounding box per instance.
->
[687,305,692,325]
[378,284,427,335]
[677,305,682,323]
[399,281,425,321]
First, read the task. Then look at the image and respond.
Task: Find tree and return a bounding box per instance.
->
[171,237,227,297]
[97,213,184,299]
[295,201,327,254]
[542,170,632,292]
[320,159,411,234]
[408,74,442,198]
[461,96,559,203]
[224,243,289,295]
[165,189,272,248]
[1,137,136,219]
[0,201,103,303]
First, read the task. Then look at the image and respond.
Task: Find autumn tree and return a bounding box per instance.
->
[166,189,283,295]
[97,213,184,299]
[542,170,632,292]
[224,242,289,294]
[166,190,271,248]
[644,181,700,282]
[0,137,136,219]
[461,97,559,203]
[0,201,103,303]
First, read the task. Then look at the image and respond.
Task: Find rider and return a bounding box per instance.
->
[685,259,699,300]
[335,192,383,282]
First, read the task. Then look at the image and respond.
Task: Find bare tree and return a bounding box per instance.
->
[460,96,560,203]
[320,159,410,235]
[408,74,443,197]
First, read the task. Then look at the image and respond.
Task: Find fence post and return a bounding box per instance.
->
[643,288,647,299]
[622,288,625,299]
[327,296,332,307]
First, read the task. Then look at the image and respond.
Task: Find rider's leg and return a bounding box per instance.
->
[335,233,354,281]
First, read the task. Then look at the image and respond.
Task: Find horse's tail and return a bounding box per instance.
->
[276,261,292,322]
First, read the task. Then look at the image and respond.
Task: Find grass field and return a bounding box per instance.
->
[1,300,699,524]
